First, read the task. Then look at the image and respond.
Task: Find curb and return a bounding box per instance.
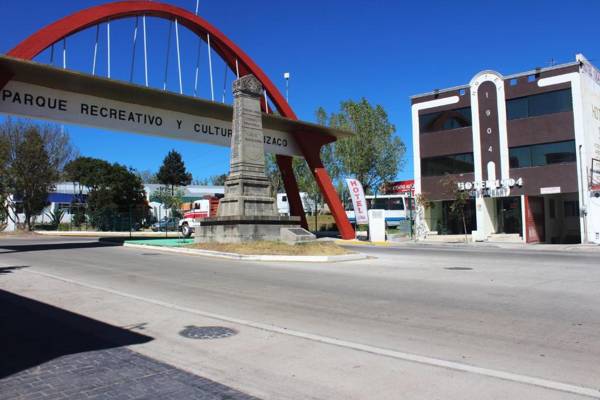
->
[34,231,181,238]
[336,240,394,247]
[123,242,368,263]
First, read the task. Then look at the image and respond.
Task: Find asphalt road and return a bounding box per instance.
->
[1,236,599,399]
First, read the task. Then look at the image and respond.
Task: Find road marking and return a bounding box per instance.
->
[22,269,600,399]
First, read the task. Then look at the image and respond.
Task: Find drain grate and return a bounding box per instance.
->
[444,267,473,271]
[179,326,237,340]
[141,253,162,256]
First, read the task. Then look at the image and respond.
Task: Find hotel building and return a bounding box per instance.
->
[412,54,600,244]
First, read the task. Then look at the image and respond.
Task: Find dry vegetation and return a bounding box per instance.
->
[188,240,351,256]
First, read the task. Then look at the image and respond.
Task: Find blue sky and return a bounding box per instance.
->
[1,0,599,182]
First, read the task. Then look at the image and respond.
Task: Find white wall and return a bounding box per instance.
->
[577,55,600,243]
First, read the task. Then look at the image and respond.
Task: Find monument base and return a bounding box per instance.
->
[194,215,301,243]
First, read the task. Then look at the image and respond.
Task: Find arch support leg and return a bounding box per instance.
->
[295,135,355,240]
[276,155,308,229]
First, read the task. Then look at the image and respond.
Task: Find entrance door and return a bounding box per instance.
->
[496,197,522,235]
[525,196,545,243]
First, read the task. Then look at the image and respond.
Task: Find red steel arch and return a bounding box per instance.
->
[5,0,355,239]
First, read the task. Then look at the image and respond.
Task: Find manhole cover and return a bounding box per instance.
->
[444,267,473,271]
[179,326,237,339]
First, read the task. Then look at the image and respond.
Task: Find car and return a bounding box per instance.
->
[151,217,179,232]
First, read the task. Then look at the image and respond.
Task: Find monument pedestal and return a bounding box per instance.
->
[194,215,300,243]
[195,74,301,244]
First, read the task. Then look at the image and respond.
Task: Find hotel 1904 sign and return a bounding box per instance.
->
[457,177,523,198]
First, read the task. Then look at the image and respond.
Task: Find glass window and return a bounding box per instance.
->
[509,140,576,168]
[421,153,474,177]
[509,146,531,168]
[388,198,404,210]
[531,141,576,166]
[507,89,572,120]
[507,97,528,120]
[419,107,472,133]
[371,198,388,209]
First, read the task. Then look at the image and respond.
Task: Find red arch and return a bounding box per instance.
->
[6,0,355,239]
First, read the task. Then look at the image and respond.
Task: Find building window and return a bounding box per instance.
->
[421,153,474,177]
[507,88,572,120]
[419,107,472,133]
[509,140,576,168]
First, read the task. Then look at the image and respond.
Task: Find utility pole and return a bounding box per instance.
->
[283,72,290,103]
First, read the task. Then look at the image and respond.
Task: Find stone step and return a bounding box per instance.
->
[488,233,522,242]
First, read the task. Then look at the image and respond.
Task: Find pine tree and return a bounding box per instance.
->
[156,150,192,194]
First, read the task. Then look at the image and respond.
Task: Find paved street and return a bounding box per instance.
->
[1,235,600,399]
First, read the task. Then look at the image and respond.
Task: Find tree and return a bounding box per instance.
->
[265,154,284,197]
[209,173,228,186]
[10,129,58,230]
[0,118,77,228]
[327,98,405,194]
[157,150,192,194]
[137,169,159,184]
[65,157,148,231]
[64,157,113,190]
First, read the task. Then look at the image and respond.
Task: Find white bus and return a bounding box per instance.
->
[345,194,413,227]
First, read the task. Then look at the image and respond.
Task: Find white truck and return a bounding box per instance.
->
[178,197,220,237]
[277,192,317,215]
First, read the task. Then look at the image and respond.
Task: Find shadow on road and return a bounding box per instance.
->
[0,239,122,254]
[0,288,153,378]
[0,266,28,274]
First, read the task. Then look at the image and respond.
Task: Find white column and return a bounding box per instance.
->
[520,195,527,242]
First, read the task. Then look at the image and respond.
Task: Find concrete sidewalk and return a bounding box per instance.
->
[345,237,600,252]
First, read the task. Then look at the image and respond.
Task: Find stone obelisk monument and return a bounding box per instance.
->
[195,74,300,243]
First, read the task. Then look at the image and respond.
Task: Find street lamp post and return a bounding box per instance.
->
[283,72,290,103]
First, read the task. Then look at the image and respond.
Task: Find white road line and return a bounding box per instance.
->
[21,269,600,399]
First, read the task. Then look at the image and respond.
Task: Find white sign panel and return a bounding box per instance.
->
[346,178,368,224]
[0,80,300,156]
[368,209,386,242]
[540,186,561,194]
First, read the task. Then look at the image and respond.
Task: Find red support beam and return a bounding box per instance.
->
[276,155,308,229]
[294,133,355,240]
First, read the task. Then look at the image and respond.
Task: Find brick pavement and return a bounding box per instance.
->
[0,285,258,400]
[0,347,258,400]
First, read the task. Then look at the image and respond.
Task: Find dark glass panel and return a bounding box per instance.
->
[507,89,572,120]
[421,153,474,176]
[509,146,531,168]
[506,97,528,120]
[419,107,472,133]
[509,140,575,168]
